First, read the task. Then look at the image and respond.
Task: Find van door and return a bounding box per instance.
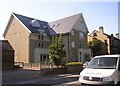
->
[118,57,120,82]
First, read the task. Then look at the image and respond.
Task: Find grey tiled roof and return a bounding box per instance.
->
[49,13,81,34]
[11,13,86,36]
[13,13,57,36]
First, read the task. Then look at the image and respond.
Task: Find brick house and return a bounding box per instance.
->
[88,26,120,55]
[0,40,14,70]
[3,13,91,64]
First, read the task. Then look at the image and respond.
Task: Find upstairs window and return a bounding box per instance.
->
[39,42,44,48]
[41,43,43,48]
[41,35,44,40]
[79,32,84,39]
[71,30,74,36]
[39,43,41,47]
[38,35,41,39]
[38,35,44,40]
[71,42,75,48]
[80,21,84,29]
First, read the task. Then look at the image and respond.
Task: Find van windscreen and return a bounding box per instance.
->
[87,57,118,69]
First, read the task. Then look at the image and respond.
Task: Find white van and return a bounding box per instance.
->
[79,55,120,86]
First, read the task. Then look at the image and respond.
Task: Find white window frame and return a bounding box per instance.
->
[71,42,75,48]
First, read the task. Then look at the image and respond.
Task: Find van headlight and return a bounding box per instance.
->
[102,76,114,81]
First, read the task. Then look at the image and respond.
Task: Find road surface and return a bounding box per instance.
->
[2,69,81,86]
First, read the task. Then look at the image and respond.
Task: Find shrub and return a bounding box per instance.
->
[65,62,83,66]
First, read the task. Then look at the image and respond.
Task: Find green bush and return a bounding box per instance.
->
[65,62,83,66]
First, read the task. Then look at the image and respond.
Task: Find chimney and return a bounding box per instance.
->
[115,33,119,39]
[99,26,104,33]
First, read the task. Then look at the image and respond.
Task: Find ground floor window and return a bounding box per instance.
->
[40,54,49,63]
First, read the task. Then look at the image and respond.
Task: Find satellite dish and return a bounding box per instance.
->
[30,19,41,28]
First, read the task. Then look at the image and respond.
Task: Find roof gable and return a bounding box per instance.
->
[3,13,88,37]
[49,13,82,34]
[88,30,99,36]
[80,14,89,33]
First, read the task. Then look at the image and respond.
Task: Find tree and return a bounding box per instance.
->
[88,38,102,57]
[49,34,66,68]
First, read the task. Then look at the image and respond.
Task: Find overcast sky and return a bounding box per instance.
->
[0,0,119,39]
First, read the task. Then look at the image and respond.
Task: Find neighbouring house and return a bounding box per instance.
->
[3,12,91,64]
[0,40,14,70]
[88,26,120,55]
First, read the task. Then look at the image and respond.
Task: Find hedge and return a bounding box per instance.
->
[65,62,83,66]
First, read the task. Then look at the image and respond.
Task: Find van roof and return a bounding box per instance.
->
[94,54,120,58]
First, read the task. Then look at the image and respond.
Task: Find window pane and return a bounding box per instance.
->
[39,43,41,47]
[42,35,43,40]
[87,57,118,69]
[40,54,42,61]
[79,32,84,39]
[80,21,83,29]
[72,42,75,48]
[43,55,46,61]
[71,30,74,36]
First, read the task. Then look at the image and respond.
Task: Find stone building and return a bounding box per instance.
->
[88,26,120,55]
[3,13,91,63]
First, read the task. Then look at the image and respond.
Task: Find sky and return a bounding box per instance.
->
[0,0,119,39]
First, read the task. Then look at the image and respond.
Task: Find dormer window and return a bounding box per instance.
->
[43,25,47,28]
[93,32,97,37]
[30,19,40,28]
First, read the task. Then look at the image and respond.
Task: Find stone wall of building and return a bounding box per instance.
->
[4,16,30,63]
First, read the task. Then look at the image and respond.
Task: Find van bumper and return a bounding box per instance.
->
[79,79,115,85]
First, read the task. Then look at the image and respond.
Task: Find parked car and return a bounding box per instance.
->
[14,62,20,68]
[14,62,24,68]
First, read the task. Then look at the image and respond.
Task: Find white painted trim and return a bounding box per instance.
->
[3,14,13,37]
[12,13,31,33]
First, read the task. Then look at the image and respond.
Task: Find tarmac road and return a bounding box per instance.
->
[2,69,81,86]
